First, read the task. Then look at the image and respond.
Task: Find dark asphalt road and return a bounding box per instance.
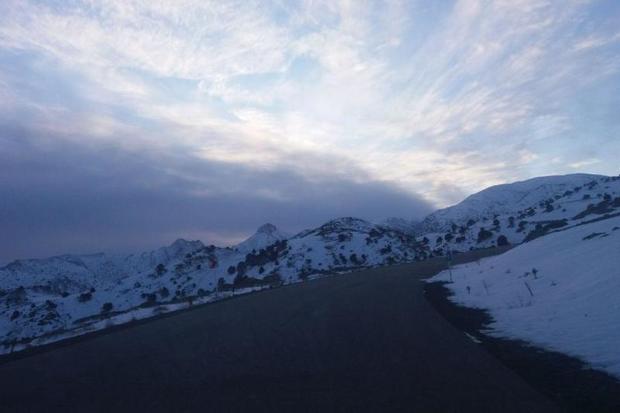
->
[0,251,557,412]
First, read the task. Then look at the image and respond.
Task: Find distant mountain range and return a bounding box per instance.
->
[2,173,619,353]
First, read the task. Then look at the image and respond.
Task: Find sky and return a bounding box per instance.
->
[1,0,619,262]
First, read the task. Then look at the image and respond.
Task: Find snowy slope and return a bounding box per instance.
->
[418,174,620,256]
[421,174,603,232]
[379,217,419,236]
[429,215,620,378]
[0,220,431,351]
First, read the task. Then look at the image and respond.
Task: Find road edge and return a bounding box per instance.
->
[424,280,620,412]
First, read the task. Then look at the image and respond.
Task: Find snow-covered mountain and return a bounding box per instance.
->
[417,174,620,256]
[0,218,432,351]
[1,172,619,355]
[420,173,603,232]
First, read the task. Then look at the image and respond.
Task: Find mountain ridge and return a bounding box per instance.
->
[2,172,619,354]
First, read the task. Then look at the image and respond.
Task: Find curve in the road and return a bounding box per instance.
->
[0,252,557,412]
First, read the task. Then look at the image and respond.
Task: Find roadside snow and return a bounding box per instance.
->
[1,285,270,355]
[429,216,620,378]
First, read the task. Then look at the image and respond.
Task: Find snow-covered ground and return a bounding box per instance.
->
[429,215,620,378]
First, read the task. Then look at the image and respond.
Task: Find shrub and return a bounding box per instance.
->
[380,244,392,254]
[477,228,493,243]
[227,265,236,274]
[78,292,93,303]
[141,293,157,306]
[233,273,248,287]
[263,272,283,286]
[497,235,509,246]
[101,302,113,313]
[236,261,247,276]
[155,263,167,276]
[524,219,568,242]
[217,277,226,290]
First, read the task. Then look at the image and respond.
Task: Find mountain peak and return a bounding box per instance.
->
[234,223,289,253]
[319,217,374,233]
[164,239,204,257]
[256,223,278,235]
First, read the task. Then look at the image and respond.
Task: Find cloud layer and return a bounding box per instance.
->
[1,0,619,261]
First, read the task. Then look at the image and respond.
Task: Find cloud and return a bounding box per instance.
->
[0,126,432,263]
[0,0,619,261]
[569,158,602,169]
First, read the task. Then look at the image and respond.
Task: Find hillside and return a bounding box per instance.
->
[0,218,431,352]
[420,174,603,232]
[1,172,619,355]
[429,215,620,378]
[418,174,620,256]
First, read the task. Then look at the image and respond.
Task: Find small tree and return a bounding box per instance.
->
[217,277,226,291]
[236,261,247,276]
[141,293,157,306]
[477,227,493,243]
[155,263,167,276]
[101,302,113,313]
[497,235,509,246]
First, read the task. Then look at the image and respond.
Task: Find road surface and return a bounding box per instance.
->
[0,252,557,412]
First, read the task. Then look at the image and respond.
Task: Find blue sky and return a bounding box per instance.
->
[1,0,619,261]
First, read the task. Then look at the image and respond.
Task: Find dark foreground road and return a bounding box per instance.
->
[0,251,557,412]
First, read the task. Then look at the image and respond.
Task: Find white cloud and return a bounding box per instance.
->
[569,158,602,169]
[0,0,619,209]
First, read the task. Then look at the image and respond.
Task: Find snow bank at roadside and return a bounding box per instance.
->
[429,216,620,378]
